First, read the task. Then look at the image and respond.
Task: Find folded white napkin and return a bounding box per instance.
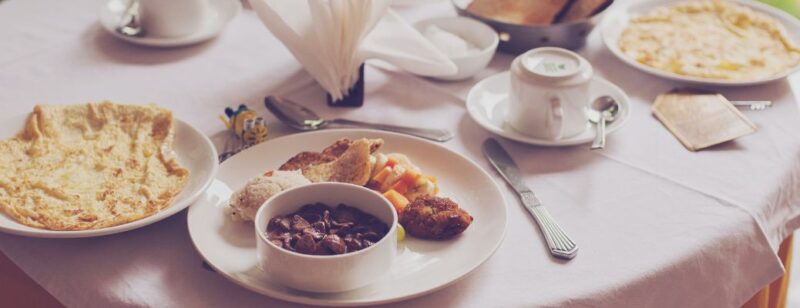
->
[249,0,456,101]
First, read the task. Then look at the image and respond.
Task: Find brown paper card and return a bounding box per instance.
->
[652,90,757,151]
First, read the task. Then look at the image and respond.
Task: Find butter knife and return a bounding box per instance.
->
[483,138,578,259]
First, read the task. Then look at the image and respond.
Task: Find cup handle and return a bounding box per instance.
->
[549,96,565,140]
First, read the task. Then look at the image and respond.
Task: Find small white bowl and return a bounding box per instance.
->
[254,183,398,293]
[415,16,499,81]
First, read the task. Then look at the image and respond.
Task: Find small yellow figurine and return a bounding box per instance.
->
[219,104,268,144]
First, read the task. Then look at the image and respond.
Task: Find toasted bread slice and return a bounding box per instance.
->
[467,0,570,25]
[279,152,336,171]
[280,138,383,172]
[302,139,373,185]
[322,138,384,157]
[558,0,611,23]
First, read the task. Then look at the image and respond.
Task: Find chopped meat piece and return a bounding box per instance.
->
[267,217,291,232]
[291,215,311,231]
[295,233,318,254]
[322,234,347,254]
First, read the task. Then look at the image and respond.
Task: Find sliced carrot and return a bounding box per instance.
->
[390,180,409,195]
[385,156,400,168]
[400,169,421,186]
[372,166,392,184]
[383,189,409,214]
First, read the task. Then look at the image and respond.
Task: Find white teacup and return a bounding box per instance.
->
[138,0,209,38]
[507,47,593,140]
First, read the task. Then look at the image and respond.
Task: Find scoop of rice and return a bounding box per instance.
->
[229,170,310,221]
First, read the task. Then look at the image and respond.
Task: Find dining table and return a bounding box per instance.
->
[0,0,799,307]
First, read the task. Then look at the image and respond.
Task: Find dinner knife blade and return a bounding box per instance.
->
[482,138,578,260]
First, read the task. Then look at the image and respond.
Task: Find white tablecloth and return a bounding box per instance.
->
[1,0,799,307]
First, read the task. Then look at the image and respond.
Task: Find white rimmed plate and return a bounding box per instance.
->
[600,0,800,86]
[0,115,218,238]
[99,0,241,48]
[466,71,631,146]
[187,129,507,306]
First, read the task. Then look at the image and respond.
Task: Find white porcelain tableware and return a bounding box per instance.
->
[600,0,800,86]
[0,115,218,238]
[187,129,507,306]
[255,183,398,293]
[99,0,241,47]
[467,71,631,146]
[138,0,209,38]
[414,16,499,81]
[508,47,593,140]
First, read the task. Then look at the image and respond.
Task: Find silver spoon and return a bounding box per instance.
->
[264,96,454,142]
[116,0,144,37]
[586,96,619,150]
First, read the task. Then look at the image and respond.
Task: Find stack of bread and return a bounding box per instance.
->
[466,0,612,25]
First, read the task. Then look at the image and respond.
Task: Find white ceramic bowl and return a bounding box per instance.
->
[254,183,398,293]
[415,16,499,81]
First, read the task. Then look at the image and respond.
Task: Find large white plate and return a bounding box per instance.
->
[466,72,631,146]
[187,129,507,306]
[0,115,218,238]
[600,0,800,86]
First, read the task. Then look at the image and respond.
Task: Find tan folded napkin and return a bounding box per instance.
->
[652,89,757,151]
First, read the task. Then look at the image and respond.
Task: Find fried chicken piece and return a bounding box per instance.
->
[399,196,473,240]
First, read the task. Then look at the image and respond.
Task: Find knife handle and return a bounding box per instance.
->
[522,192,578,259]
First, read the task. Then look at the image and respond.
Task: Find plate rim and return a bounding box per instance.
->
[0,118,219,238]
[187,128,509,306]
[466,71,631,146]
[599,0,800,86]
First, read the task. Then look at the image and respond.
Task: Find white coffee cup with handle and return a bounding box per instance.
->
[138,0,210,38]
[507,47,593,140]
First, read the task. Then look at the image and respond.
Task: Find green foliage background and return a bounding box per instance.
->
[760,0,800,18]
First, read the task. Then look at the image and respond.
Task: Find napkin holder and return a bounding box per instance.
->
[326,64,365,107]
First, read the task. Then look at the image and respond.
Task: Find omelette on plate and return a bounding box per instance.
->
[619,0,800,81]
[0,102,189,230]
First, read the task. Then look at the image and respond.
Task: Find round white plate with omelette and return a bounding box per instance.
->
[600,0,800,86]
[0,115,218,238]
[187,129,508,306]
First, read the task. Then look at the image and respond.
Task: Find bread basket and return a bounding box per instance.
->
[452,0,615,54]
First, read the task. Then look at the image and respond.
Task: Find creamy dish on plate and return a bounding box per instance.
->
[619,0,800,81]
[0,102,189,230]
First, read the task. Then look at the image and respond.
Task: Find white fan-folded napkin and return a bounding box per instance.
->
[250,0,456,102]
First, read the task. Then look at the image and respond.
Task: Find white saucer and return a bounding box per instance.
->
[99,0,241,48]
[466,72,631,146]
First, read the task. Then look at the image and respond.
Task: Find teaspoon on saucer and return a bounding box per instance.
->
[264,96,454,142]
[586,96,619,150]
